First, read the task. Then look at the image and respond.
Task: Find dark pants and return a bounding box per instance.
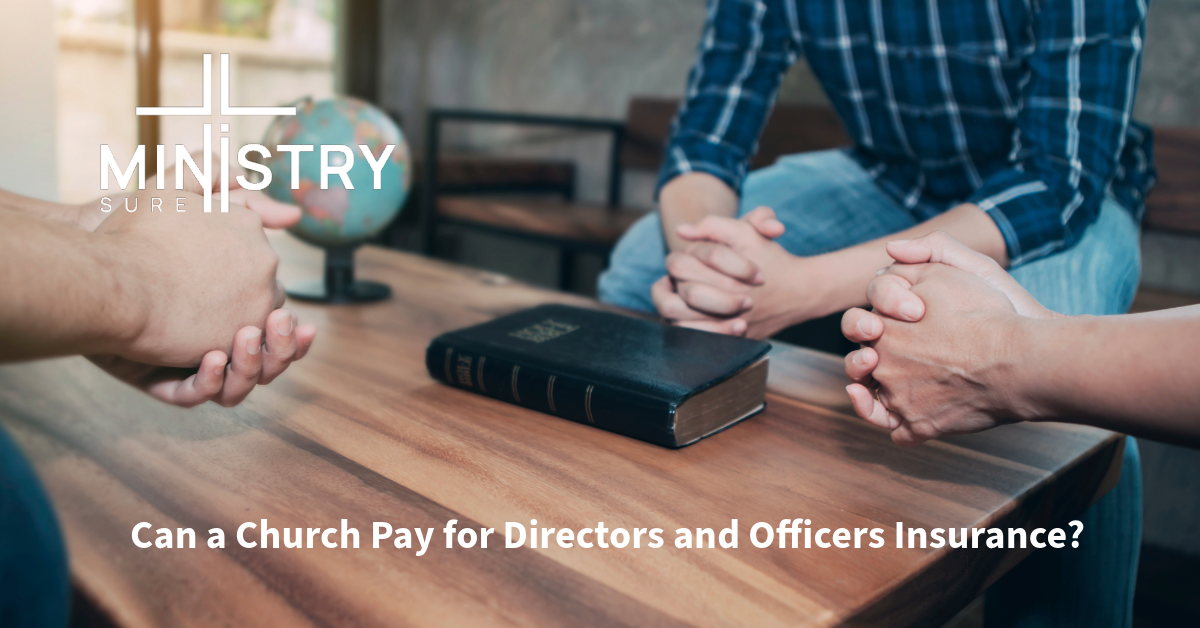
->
[0,426,69,627]
[986,437,1143,628]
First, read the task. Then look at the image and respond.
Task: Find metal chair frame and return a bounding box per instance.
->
[420,108,627,291]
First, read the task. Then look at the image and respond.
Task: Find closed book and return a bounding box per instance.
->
[425,304,771,448]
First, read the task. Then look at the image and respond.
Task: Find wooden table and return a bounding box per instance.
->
[0,234,1124,628]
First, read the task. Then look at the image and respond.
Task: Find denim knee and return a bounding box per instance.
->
[1009,196,1141,316]
[597,211,667,312]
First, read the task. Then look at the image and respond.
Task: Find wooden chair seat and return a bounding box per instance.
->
[437,196,647,249]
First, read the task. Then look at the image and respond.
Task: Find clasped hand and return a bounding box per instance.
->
[84,165,314,408]
[840,232,1058,445]
[652,207,800,339]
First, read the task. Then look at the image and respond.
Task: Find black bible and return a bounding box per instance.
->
[425,305,771,448]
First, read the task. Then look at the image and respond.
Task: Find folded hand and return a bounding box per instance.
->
[90,309,316,408]
[652,207,796,338]
[840,231,1057,445]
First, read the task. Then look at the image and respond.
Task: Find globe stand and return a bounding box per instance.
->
[286,245,391,304]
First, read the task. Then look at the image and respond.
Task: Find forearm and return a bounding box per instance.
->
[658,173,739,252]
[0,209,143,361]
[1012,307,1200,446]
[0,188,94,227]
[800,203,1008,321]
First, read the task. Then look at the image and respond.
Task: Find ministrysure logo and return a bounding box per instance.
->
[99,53,396,213]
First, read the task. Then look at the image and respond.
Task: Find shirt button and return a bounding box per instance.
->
[905,51,915,60]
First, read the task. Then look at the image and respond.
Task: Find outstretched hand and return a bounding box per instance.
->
[839,231,1057,445]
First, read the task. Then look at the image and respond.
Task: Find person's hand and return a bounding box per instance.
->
[93,190,286,367]
[79,161,302,232]
[215,182,303,230]
[89,309,317,407]
[841,261,1029,445]
[869,231,1056,320]
[840,232,1058,445]
[652,207,801,338]
[842,230,1059,404]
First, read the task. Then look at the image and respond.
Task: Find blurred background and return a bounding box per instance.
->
[1,2,1198,626]
[52,0,336,204]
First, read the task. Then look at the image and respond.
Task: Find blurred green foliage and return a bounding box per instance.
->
[216,0,273,38]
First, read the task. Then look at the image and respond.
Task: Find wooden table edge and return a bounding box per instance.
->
[841,431,1124,628]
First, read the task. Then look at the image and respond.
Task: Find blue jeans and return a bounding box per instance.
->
[0,426,69,627]
[599,149,1143,627]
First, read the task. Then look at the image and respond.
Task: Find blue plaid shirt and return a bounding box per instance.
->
[661,0,1155,266]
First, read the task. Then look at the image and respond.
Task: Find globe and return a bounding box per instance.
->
[261,96,412,303]
[262,96,411,247]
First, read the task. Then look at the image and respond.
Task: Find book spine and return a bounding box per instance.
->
[425,338,678,447]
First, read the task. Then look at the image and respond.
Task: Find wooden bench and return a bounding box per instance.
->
[419,98,850,292]
[419,154,575,199]
[377,110,578,250]
[1132,127,1200,313]
[1142,128,1200,235]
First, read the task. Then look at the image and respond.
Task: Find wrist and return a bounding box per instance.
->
[754,254,832,333]
[86,232,151,355]
[795,252,854,321]
[996,315,1056,423]
[658,173,738,253]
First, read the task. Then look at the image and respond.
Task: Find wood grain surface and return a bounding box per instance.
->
[0,233,1123,628]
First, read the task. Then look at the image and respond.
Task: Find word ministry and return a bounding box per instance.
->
[99,140,396,214]
[98,52,395,213]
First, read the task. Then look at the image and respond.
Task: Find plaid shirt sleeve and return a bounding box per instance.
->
[656,0,800,197]
[967,0,1149,266]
